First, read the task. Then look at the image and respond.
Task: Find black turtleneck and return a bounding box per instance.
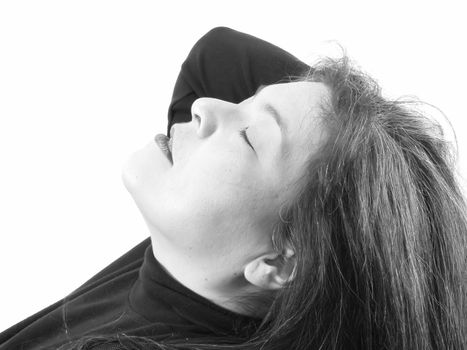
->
[0,27,309,350]
[0,239,262,349]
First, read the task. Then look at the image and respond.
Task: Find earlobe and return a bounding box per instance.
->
[244,249,296,290]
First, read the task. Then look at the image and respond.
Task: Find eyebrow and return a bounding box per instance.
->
[252,84,287,134]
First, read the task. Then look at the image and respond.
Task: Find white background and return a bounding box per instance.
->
[0,0,466,332]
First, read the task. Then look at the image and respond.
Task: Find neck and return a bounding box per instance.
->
[149,236,270,319]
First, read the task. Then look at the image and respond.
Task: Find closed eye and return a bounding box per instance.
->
[239,127,254,150]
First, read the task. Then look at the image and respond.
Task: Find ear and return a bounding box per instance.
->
[243,248,296,290]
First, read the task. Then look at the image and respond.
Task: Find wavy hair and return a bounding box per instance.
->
[56,54,467,350]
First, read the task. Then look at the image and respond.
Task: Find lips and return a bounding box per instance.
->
[154,134,173,164]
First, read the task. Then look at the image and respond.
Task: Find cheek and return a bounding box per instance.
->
[136,146,281,250]
[166,153,276,222]
[171,151,266,205]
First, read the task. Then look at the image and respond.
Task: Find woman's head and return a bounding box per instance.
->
[121,80,331,314]
[115,55,466,349]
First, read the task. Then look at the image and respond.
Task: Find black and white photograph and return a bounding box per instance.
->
[0,1,466,349]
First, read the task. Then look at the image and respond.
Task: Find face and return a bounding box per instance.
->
[121,81,330,276]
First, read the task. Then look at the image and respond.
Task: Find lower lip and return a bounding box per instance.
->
[154,134,173,164]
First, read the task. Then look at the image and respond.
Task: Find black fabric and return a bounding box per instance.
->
[166,26,310,136]
[0,27,309,350]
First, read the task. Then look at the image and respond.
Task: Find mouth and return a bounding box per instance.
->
[154,134,173,164]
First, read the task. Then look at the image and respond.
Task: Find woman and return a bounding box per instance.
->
[0,27,465,350]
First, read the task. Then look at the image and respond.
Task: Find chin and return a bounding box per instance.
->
[121,140,172,194]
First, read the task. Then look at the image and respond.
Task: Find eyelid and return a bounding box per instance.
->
[239,127,254,150]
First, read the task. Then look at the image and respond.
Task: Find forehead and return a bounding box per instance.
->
[258,81,330,185]
[264,80,330,147]
[263,81,330,119]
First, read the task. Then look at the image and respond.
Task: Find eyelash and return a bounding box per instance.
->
[239,127,254,150]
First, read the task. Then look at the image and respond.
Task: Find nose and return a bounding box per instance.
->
[190,97,238,138]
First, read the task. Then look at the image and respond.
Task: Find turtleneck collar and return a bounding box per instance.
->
[129,244,263,338]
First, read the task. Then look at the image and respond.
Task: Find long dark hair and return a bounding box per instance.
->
[57,54,467,350]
